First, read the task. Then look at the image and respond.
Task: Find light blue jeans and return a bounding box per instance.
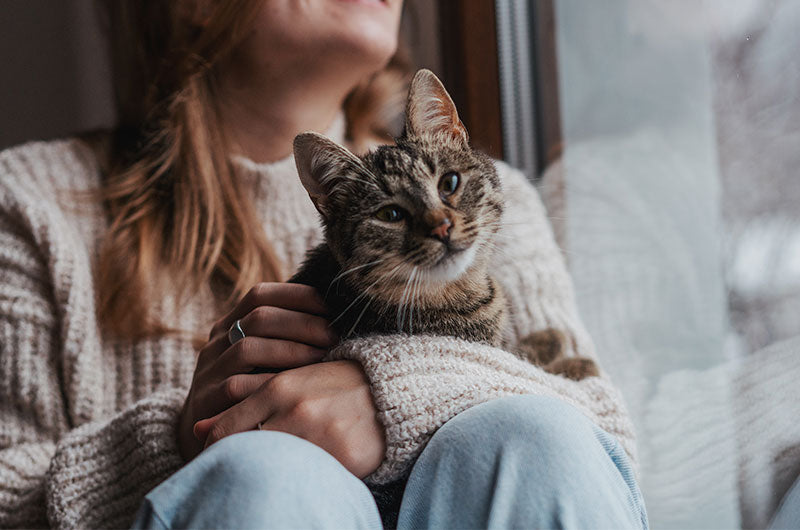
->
[132,395,648,529]
[770,474,800,530]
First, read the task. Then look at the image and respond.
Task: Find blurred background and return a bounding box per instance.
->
[2,1,799,528]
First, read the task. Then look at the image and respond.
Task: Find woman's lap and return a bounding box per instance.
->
[132,395,647,529]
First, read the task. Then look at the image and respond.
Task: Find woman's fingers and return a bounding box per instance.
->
[186,284,331,462]
[202,383,277,448]
[200,306,336,372]
[219,372,277,405]
[215,337,326,376]
[195,332,239,367]
[200,315,334,368]
[192,372,276,441]
[210,282,327,338]
[239,306,338,348]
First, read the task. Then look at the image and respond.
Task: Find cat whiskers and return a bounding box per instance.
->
[483,228,582,259]
[396,266,419,333]
[343,261,410,339]
[344,298,372,340]
[375,269,410,321]
[407,270,417,334]
[330,262,405,329]
[408,267,425,334]
[325,258,386,300]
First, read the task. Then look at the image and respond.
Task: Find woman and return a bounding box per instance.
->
[0,1,647,528]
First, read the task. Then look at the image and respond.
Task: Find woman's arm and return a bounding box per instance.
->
[45,391,186,528]
[0,155,187,528]
[1,395,184,530]
[327,161,636,485]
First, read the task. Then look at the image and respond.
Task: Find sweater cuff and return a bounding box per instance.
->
[45,388,187,529]
[329,334,636,485]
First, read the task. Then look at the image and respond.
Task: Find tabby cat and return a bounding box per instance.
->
[290,69,597,381]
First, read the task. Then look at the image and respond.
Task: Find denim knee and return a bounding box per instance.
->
[199,430,335,490]
[135,431,381,529]
[430,394,640,496]
[427,394,600,464]
[193,430,377,504]
[399,395,648,530]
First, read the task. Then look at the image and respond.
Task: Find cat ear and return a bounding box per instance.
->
[293,132,363,219]
[405,69,469,145]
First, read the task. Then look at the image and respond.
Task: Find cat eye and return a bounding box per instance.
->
[438,172,460,196]
[375,205,406,222]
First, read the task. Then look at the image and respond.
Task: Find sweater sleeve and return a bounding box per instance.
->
[328,161,636,484]
[0,204,186,528]
[45,390,186,529]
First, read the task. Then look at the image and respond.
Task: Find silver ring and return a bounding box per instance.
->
[228,319,245,345]
[257,422,264,431]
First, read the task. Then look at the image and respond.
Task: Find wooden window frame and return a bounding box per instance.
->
[437,0,562,176]
[437,2,504,159]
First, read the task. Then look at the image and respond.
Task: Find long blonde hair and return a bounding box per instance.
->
[95,0,410,339]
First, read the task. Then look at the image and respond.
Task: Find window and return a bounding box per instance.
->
[491,1,800,527]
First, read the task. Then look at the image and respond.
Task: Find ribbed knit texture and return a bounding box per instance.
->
[734,336,800,529]
[0,119,635,528]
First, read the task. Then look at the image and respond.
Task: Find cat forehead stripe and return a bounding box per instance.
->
[382,147,431,178]
[407,156,432,182]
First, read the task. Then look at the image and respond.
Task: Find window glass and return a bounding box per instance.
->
[547,1,800,527]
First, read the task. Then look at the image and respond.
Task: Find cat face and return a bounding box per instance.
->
[294,70,503,297]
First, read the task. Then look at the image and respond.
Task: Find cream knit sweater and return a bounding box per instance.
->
[0,120,635,528]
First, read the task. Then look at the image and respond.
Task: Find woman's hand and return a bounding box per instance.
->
[178,282,339,462]
[195,359,385,479]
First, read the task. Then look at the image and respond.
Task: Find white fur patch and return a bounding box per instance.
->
[421,243,478,286]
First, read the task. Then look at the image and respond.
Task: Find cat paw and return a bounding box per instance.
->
[545,357,600,381]
[517,328,567,365]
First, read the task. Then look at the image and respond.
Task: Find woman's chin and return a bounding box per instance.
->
[322,1,401,59]
[317,32,397,77]
[331,22,398,63]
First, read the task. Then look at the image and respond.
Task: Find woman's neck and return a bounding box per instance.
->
[217,69,354,164]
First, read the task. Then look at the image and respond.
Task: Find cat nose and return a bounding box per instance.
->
[430,218,453,242]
